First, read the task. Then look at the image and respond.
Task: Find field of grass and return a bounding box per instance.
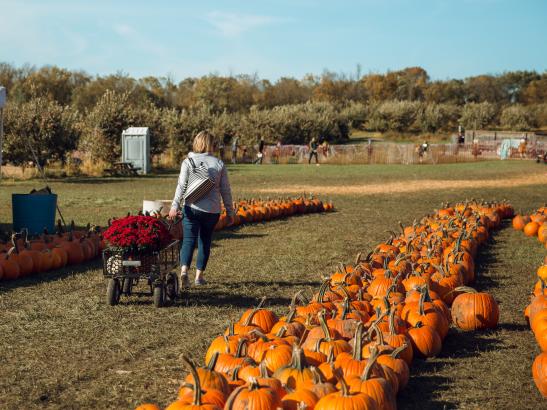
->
[1,160,546,409]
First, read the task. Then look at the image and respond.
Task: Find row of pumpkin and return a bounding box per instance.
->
[136,200,510,410]
[512,206,547,246]
[516,206,547,397]
[0,197,333,281]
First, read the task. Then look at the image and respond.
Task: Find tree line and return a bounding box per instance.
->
[1,62,546,167]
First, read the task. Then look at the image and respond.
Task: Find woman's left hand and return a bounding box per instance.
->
[168,208,179,220]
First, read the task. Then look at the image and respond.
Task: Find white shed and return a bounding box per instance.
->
[121,127,150,174]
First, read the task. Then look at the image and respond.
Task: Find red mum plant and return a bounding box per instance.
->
[103,215,171,254]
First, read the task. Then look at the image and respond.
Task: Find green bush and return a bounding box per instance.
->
[499,105,535,131]
[460,102,497,129]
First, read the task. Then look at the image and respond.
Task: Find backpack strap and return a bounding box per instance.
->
[188,157,197,170]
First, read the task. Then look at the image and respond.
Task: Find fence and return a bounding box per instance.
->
[225,140,547,165]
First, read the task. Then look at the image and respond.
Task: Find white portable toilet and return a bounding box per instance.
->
[121,127,150,174]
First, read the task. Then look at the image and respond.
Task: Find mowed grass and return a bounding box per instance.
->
[0,160,546,409]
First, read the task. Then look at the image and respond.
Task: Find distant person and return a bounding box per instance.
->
[254,137,265,164]
[457,125,465,144]
[273,140,282,163]
[218,140,225,161]
[472,139,481,159]
[418,141,429,163]
[518,135,527,159]
[309,137,319,165]
[321,139,330,157]
[231,137,239,164]
[367,138,373,161]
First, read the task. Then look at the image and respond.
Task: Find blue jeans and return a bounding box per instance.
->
[180,206,220,271]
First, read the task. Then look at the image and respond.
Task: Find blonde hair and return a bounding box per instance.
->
[193,130,216,153]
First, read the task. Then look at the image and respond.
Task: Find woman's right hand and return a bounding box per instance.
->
[168,208,179,220]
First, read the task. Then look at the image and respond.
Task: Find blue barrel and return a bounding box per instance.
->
[12,194,57,235]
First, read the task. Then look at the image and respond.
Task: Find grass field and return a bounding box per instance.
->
[1,160,547,409]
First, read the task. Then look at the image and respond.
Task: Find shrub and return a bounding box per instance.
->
[416,103,461,133]
[367,100,421,132]
[460,102,497,129]
[500,105,536,131]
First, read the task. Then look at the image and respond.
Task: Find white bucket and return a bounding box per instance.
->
[142,200,172,216]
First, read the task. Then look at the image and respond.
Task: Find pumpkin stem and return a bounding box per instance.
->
[275,325,288,339]
[206,351,220,370]
[362,345,380,381]
[418,286,427,316]
[235,338,248,358]
[286,306,297,323]
[371,324,385,346]
[290,344,308,371]
[352,322,364,361]
[390,343,408,359]
[10,233,20,254]
[388,306,397,336]
[355,252,362,265]
[180,355,203,405]
[317,310,332,341]
[335,368,352,397]
[452,286,478,294]
[258,361,269,378]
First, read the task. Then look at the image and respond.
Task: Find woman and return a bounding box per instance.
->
[169,131,235,287]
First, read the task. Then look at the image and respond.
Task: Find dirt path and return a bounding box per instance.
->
[256,173,547,195]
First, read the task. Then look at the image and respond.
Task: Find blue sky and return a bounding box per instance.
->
[1,0,546,81]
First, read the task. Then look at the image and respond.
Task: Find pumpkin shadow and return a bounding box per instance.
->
[398,373,456,410]
[398,328,504,410]
[0,259,101,293]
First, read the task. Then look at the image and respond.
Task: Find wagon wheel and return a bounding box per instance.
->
[165,273,179,305]
[153,284,165,308]
[106,279,121,306]
[122,278,132,295]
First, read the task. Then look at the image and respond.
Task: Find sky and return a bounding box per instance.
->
[0,0,546,82]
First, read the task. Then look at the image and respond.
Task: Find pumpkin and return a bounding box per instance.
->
[532,352,547,397]
[524,221,540,237]
[315,373,376,410]
[272,345,315,390]
[451,286,499,331]
[224,378,282,410]
[407,322,442,358]
[280,388,319,410]
[172,356,224,410]
[0,250,21,280]
[538,265,547,283]
[402,287,449,339]
[377,344,410,390]
[345,346,396,410]
[238,297,279,333]
[180,353,230,397]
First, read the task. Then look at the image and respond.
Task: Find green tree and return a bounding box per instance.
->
[3,97,80,166]
[79,90,135,163]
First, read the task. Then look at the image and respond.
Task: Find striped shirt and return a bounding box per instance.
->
[171,152,234,215]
